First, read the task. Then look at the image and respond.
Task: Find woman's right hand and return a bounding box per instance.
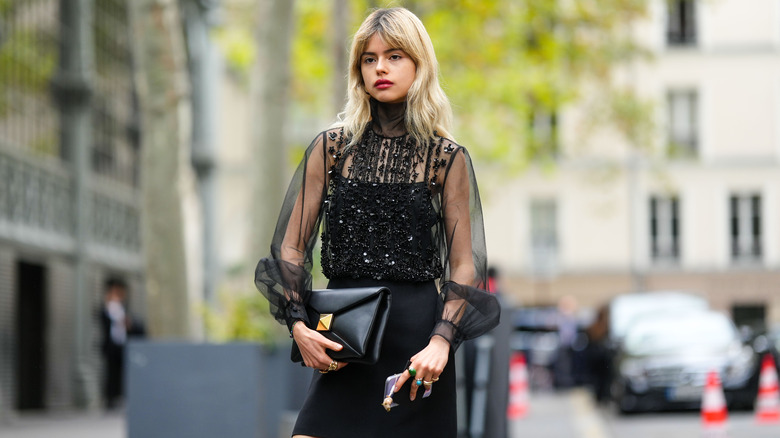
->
[292,322,348,372]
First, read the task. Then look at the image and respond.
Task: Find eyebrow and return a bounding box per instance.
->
[361,48,403,57]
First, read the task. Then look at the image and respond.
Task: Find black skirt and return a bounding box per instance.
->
[292,278,457,438]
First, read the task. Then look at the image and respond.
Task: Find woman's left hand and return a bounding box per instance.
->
[393,335,450,401]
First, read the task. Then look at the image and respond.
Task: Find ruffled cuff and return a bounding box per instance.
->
[286,302,308,333]
[429,281,501,351]
[254,257,313,330]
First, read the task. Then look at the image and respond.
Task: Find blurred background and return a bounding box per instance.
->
[2,0,780,437]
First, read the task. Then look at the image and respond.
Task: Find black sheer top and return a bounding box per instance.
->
[254,99,499,350]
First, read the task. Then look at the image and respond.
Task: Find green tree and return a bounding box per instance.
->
[0,0,58,156]
[288,0,654,172]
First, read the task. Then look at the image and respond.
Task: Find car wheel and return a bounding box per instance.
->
[613,381,638,414]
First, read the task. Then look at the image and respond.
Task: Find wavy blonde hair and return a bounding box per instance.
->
[336,7,453,146]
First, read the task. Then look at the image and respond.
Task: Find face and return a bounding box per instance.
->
[107,286,126,302]
[360,34,416,104]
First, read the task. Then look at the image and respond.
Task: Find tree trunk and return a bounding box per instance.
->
[332,0,349,115]
[130,0,194,338]
[251,0,295,259]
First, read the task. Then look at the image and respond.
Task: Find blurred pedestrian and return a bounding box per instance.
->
[554,294,578,389]
[254,7,500,437]
[585,304,611,403]
[99,278,129,410]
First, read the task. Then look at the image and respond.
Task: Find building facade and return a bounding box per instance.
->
[0,0,145,415]
[485,0,780,329]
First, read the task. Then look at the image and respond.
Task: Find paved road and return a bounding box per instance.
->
[0,394,583,438]
[2,389,780,438]
[513,388,780,438]
[0,411,123,438]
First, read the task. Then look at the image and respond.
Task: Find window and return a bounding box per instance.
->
[667,90,698,158]
[650,196,680,262]
[527,107,559,160]
[667,0,697,46]
[530,199,558,274]
[730,194,762,262]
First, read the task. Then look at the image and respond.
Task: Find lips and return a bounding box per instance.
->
[374,79,393,89]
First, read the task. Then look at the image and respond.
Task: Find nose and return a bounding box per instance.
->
[375,57,388,75]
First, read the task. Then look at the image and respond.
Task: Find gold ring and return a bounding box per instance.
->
[431,377,439,382]
[423,380,433,388]
[319,360,338,374]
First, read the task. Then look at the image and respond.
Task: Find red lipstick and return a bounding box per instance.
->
[374,79,393,89]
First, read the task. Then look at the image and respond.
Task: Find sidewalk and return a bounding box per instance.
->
[0,390,592,438]
[0,411,124,438]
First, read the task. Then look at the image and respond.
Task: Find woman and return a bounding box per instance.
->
[255,7,500,437]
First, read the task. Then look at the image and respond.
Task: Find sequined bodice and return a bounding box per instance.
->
[319,99,457,281]
[321,175,442,281]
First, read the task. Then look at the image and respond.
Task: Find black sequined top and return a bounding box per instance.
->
[321,128,446,281]
[255,99,500,350]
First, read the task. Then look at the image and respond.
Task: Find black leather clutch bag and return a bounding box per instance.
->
[291,286,391,365]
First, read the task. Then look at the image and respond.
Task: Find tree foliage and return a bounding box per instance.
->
[285,0,654,171]
[202,288,288,344]
[0,1,57,120]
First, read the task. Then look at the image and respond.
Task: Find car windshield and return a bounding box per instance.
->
[610,292,708,340]
[623,312,737,355]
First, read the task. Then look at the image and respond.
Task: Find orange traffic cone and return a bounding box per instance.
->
[701,370,728,436]
[507,352,529,419]
[755,354,780,424]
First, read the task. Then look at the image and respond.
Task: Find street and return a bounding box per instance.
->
[513,389,780,438]
[3,389,779,438]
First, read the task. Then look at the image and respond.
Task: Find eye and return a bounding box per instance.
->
[390,54,402,60]
[362,57,375,64]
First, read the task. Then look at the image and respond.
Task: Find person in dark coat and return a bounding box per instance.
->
[99,278,129,409]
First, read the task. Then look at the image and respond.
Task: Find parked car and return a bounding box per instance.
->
[608,291,709,343]
[592,291,710,404]
[611,309,758,413]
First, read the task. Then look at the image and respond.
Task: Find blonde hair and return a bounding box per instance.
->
[336,8,453,146]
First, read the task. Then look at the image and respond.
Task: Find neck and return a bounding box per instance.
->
[370,98,407,138]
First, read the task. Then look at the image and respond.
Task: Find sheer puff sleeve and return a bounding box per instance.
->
[430,143,500,350]
[254,131,333,333]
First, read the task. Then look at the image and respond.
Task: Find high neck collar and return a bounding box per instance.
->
[370,98,407,138]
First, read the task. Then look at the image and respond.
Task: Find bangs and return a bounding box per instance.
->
[353,9,424,67]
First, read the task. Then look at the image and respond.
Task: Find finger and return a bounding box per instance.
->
[304,348,330,370]
[317,358,339,373]
[393,370,410,393]
[317,358,332,370]
[410,377,420,401]
[307,357,324,370]
[316,334,343,351]
[336,362,348,371]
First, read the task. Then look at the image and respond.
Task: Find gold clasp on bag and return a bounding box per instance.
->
[317,313,333,331]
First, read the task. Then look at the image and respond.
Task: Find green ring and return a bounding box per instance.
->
[408,367,416,377]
